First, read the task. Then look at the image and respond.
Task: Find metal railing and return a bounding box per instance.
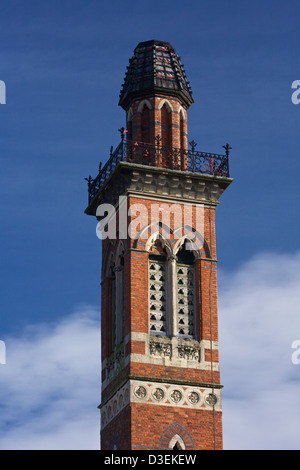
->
[86,128,231,204]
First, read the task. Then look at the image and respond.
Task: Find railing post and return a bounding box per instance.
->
[222,143,231,177]
[189,140,197,172]
[119,127,126,161]
[85,175,94,203]
[155,134,161,167]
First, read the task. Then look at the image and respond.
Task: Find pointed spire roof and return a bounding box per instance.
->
[119,40,194,110]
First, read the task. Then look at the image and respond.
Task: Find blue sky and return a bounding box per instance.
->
[0,0,300,450]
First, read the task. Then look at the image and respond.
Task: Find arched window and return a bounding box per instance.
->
[148,238,168,336]
[161,103,171,148]
[179,108,187,169]
[176,240,196,338]
[141,103,150,144]
[144,225,201,340]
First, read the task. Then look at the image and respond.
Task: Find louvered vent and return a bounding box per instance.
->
[177,265,195,337]
[149,260,167,335]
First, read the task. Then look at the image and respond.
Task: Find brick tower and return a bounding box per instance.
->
[85,40,232,450]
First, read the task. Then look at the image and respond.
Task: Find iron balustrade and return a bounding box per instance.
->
[86,132,231,204]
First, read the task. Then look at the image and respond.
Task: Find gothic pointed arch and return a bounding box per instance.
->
[102,238,127,280]
[178,106,186,157]
[169,434,185,450]
[135,221,173,253]
[137,99,152,113]
[145,232,173,258]
[173,225,211,259]
[159,423,195,450]
[102,241,115,281]
[160,102,172,148]
[178,105,186,121]
[136,99,152,145]
[158,98,173,112]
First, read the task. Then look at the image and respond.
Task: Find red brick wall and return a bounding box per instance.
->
[126,95,188,152]
[130,404,222,450]
[101,404,222,450]
[101,405,131,450]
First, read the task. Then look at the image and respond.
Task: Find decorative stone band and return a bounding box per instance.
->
[149,337,201,361]
[129,333,219,371]
[102,333,219,389]
[100,378,222,430]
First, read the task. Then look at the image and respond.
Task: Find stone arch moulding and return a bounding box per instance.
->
[135,221,174,252]
[178,105,186,121]
[169,434,186,450]
[158,98,174,112]
[173,225,211,259]
[135,222,212,259]
[159,423,195,450]
[137,98,152,113]
[102,238,127,281]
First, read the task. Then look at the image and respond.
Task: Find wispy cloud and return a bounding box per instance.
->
[0,252,300,449]
[0,305,100,450]
[219,251,300,449]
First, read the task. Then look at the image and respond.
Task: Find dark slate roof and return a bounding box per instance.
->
[119,40,194,110]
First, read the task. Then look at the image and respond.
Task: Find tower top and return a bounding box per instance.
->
[119,39,194,110]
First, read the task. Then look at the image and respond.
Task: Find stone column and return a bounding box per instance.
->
[166,255,178,338]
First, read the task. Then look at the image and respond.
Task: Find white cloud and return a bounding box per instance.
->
[1,251,300,450]
[0,305,101,450]
[218,251,300,450]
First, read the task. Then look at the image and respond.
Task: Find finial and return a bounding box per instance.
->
[155,135,162,146]
[118,127,126,141]
[222,143,232,157]
[189,140,197,153]
[84,176,94,188]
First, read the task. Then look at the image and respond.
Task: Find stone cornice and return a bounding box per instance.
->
[85,162,233,216]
